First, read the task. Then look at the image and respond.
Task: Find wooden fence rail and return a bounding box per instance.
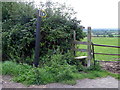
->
[72,48,87,52]
[73,41,120,48]
[73,41,120,56]
[94,53,120,56]
[73,41,88,45]
[93,44,120,48]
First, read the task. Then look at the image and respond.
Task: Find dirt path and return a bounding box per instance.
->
[1,75,119,88]
[100,61,120,73]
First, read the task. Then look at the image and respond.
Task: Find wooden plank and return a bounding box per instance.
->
[93,44,120,48]
[75,56,87,59]
[72,48,87,52]
[73,41,88,45]
[94,53,120,56]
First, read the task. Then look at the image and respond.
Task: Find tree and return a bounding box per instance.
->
[108,34,114,37]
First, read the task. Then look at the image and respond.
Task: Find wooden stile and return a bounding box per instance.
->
[73,30,87,60]
[75,56,87,59]
[72,26,120,66]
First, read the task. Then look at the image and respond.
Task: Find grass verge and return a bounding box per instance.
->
[1,61,119,85]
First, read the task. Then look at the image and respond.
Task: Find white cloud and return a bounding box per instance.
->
[34,0,119,29]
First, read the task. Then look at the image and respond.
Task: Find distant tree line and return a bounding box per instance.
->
[83,29,119,37]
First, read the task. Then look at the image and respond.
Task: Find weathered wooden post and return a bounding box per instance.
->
[87,27,92,67]
[73,30,76,56]
[73,31,76,41]
[34,10,47,67]
[34,10,41,67]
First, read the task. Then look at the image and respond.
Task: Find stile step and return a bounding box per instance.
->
[75,56,87,59]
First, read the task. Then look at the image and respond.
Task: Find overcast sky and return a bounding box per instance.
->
[33,0,119,29]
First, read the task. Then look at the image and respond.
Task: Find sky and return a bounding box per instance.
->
[33,0,119,29]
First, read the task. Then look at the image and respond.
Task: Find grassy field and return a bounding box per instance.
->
[76,37,119,61]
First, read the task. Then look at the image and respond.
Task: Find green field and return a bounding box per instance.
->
[76,37,119,61]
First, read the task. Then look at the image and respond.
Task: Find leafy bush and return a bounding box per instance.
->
[2,2,85,65]
[40,50,75,67]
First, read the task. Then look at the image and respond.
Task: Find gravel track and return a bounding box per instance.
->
[1,75,119,88]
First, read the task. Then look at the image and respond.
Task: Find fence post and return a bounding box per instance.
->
[73,30,76,56]
[92,43,95,66]
[87,27,92,67]
[73,30,76,41]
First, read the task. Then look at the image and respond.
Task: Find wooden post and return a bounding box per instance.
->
[34,10,41,67]
[73,30,76,41]
[92,43,95,66]
[87,27,92,67]
[73,31,76,56]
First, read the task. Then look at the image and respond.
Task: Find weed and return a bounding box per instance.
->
[61,79,76,85]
